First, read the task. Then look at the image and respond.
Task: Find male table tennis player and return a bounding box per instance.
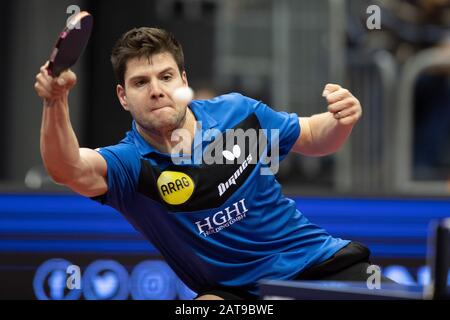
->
[34,27,394,300]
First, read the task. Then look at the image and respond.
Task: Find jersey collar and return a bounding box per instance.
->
[131,101,218,157]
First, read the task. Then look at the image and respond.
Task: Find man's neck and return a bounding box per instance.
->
[137,108,196,155]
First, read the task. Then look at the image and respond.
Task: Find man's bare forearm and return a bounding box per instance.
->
[308,112,353,156]
[40,94,83,183]
[36,65,107,196]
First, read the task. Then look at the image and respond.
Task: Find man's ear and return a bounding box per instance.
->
[117,84,129,111]
[181,71,188,87]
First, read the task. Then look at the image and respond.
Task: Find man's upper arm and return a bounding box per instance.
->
[65,147,108,197]
[292,117,314,155]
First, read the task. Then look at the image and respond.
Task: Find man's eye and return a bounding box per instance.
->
[135,80,146,87]
[162,75,172,81]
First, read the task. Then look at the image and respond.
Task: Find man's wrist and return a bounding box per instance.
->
[43,93,69,108]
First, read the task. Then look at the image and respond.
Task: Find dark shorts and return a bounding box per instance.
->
[295,241,371,281]
[195,242,395,300]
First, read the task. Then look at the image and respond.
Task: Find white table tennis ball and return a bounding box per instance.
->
[173,86,194,105]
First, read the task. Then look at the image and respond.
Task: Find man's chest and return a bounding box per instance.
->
[137,113,269,212]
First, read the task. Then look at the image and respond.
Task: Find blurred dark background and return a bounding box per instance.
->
[1,0,450,300]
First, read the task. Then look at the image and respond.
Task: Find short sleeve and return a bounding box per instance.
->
[237,94,301,161]
[91,143,141,211]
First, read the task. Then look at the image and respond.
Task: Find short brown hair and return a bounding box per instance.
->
[111,27,185,85]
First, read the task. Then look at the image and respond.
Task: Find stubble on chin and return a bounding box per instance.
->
[138,107,187,134]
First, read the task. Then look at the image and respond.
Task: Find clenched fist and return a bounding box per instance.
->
[34,61,77,102]
[322,83,362,126]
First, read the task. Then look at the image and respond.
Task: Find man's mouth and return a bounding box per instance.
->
[151,105,171,111]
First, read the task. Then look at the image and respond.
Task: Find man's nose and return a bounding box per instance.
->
[150,81,164,99]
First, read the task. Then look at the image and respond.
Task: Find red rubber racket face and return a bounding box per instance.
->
[47,11,93,77]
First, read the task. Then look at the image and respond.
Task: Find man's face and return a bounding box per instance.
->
[117,52,189,133]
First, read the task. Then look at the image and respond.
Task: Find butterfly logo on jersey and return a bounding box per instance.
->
[222,145,241,161]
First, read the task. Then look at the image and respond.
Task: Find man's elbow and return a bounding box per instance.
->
[43,162,80,186]
[46,170,74,185]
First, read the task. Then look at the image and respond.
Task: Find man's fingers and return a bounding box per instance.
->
[325,88,352,104]
[35,73,53,92]
[334,105,359,119]
[57,77,66,86]
[39,63,47,73]
[35,78,65,98]
[34,82,52,99]
[40,62,51,76]
[35,64,77,101]
[327,97,358,113]
[55,70,77,89]
[322,83,341,97]
[37,66,54,86]
[39,63,76,88]
[35,70,70,99]
[321,84,362,125]
[337,113,360,126]
[36,73,63,94]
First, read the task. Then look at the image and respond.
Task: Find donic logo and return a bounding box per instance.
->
[218,145,252,197]
[157,171,195,205]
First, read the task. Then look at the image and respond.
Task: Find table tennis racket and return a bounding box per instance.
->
[47,11,93,77]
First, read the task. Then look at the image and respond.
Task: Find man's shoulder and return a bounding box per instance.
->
[100,140,137,153]
[96,133,140,163]
[211,92,255,104]
[195,92,258,116]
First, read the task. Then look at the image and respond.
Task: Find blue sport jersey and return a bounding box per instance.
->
[94,93,350,297]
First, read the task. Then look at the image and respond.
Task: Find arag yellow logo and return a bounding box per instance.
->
[157,171,195,205]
